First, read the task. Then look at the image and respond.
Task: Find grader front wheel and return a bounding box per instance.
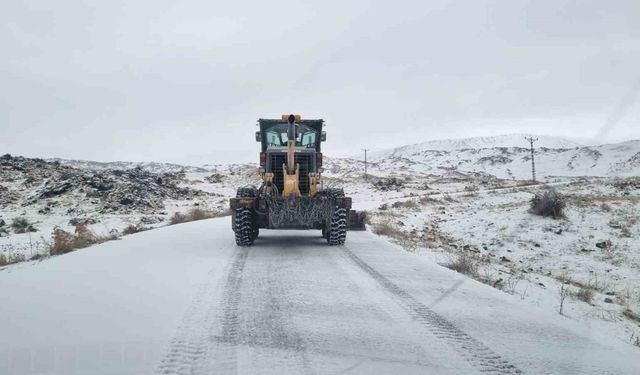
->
[327,207,347,246]
[234,207,256,246]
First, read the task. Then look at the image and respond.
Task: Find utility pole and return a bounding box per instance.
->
[524,137,538,183]
[362,149,369,181]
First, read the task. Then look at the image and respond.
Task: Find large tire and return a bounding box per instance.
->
[233,186,258,246]
[327,207,347,246]
[234,207,255,246]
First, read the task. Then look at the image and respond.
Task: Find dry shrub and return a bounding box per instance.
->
[443,194,457,203]
[391,199,419,210]
[169,208,229,225]
[612,177,640,191]
[372,177,405,191]
[530,187,565,219]
[49,224,118,256]
[623,309,640,323]
[190,208,211,221]
[169,212,187,225]
[122,224,146,235]
[373,220,416,250]
[0,252,26,266]
[11,217,37,234]
[372,221,405,238]
[419,195,439,205]
[11,253,25,263]
[446,252,479,277]
[574,286,595,304]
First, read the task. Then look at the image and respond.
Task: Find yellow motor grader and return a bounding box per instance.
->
[229,114,365,246]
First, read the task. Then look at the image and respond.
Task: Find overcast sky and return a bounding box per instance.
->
[2,0,640,165]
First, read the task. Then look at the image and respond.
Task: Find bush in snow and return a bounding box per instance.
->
[574,286,595,304]
[122,224,147,235]
[446,251,479,277]
[169,208,229,225]
[49,224,118,256]
[0,252,25,266]
[10,217,38,234]
[530,187,565,219]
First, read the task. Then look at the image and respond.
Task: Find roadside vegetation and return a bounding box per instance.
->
[49,224,119,256]
[169,208,230,225]
[368,177,640,347]
[0,207,232,268]
[10,217,38,233]
[530,187,565,219]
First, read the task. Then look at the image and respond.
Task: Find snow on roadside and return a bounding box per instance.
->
[359,177,640,350]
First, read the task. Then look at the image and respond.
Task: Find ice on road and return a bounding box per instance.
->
[0,218,637,374]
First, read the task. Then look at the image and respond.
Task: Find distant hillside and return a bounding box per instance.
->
[47,158,211,174]
[332,139,640,180]
[367,134,583,161]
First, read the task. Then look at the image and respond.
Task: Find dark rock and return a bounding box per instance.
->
[0,219,5,227]
[38,180,72,199]
[596,240,612,249]
[500,256,511,262]
[68,217,97,226]
[604,297,614,303]
[555,229,563,235]
[1,155,207,215]
[140,216,164,224]
[204,173,224,183]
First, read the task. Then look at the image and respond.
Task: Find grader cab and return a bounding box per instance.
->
[229,114,365,246]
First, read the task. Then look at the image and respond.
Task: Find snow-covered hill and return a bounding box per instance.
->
[367,134,583,160]
[337,139,640,180]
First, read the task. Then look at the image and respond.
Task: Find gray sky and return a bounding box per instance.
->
[2,0,640,165]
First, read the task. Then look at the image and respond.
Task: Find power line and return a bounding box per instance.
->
[362,149,369,181]
[524,137,538,183]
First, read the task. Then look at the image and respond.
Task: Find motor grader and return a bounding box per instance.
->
[229,114,365,246]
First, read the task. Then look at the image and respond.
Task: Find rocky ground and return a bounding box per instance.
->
[0,154,239,260]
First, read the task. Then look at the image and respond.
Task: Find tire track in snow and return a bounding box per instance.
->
[333,248,476,374]
[156,248,248,375]
[232,247,312,373]
[205,247,249,374]
[342,247,523,375]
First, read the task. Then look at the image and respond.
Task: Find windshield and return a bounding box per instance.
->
[264,123,318,148]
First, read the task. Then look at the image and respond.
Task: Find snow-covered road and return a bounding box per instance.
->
[0,218,637,374]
